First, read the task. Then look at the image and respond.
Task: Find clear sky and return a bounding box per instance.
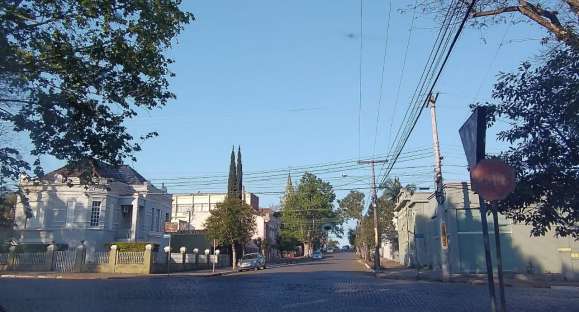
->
[29,0,550,244]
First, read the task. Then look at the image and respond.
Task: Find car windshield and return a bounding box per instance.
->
[242,254,258,260]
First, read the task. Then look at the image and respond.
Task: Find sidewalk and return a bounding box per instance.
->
[374,258,579,289]
[0,267,234,280]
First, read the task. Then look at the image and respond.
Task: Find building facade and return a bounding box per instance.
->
[395,182,578,279]
[171,192,259,230]
[12,162,172,254]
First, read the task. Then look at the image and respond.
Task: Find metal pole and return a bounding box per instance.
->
[479,197,497,312]
[428,93,449,281]
[212,239,216,273]
[492,209,507,312]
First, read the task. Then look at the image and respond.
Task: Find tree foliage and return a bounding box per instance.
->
[338,190,365,221]
[204,197,255,269]
[280,172,339,253]
[0,1,193,181]
[479,46,579,238]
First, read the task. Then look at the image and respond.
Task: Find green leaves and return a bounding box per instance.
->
[0,1,193,181]
[204,197,256,246]
[479,47,579,238]
[338,190,365,221]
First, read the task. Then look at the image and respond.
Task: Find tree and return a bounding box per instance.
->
[415,1,579,48]
[0,191,17,228]
[227,147,238,197]
[236,146,243,200]
[478,46,579,238]
[0,1,193,181]
[338,190,365,221]
[347,228,356,247]
[280,172,339,256]
[204,197,256,270]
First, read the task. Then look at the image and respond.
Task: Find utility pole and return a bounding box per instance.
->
[358,159,387,272]
[428,93,449,281]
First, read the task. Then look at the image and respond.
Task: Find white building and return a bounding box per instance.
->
[13,162,172,253]
[171,192,259,230]
[252,208,281,260]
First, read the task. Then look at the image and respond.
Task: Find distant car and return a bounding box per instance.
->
[237,253,266,271]
[312,250,323,260]
[341,245,350,252]
[326,248,335,253]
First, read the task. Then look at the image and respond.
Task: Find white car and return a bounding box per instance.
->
[312,250,323,260]
[237,253,266,271]
[326,248,335,253]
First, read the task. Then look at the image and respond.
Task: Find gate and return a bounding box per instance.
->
[54,250,77,272]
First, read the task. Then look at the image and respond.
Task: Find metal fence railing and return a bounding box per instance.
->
[0,253,8,265]
[88,251,110,264]
[14,252,47,265]
[117,251,145,264]
[54,250,77,272]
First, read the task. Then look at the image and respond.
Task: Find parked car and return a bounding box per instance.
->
[237,253,266,271]
[326,248,335,253]
[341,245,350,252]
[312,250,323,260]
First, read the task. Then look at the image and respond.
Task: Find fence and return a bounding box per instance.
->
[0,244,231,274]
[117,251,145,264]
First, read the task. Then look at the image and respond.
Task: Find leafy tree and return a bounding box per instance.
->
[204,197,256,270]
[479,46,579,238]
[338,190,365,221]
[0,1,193,181]
[0,191,16,228]
[280,172,339,256]
[347,228,356,247]
[414,0,579,48]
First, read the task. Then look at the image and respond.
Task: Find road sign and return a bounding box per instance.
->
[164,222,178,233]
[459,107,486,168]
[163,234,171,239]
[471,159,516,201]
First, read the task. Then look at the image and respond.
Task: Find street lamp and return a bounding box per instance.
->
[164,246,171,276]
[204,249,210,265]
[193,248,199,266]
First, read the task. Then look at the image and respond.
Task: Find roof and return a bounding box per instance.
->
[44,160,147,185]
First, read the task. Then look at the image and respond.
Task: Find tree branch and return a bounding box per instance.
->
[472,6,520,18]
[565,0,579,16]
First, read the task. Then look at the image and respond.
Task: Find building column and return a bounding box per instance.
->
[130,195,139,241]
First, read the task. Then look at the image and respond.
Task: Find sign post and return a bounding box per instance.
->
[459,107,501,312]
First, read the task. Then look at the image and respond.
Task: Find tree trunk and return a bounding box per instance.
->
[231,241,237,271]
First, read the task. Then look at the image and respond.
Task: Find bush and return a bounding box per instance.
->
[0,243,68,253]
[104,242,159,252]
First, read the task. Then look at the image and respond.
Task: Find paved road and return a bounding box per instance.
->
[0,252,577,312]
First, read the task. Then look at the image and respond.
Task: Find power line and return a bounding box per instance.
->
[357,0,364,159]
[372,0,392,156]
[380,0,478,185]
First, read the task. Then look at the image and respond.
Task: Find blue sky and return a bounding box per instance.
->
[29,1,550,243]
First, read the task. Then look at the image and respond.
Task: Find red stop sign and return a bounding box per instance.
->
[470,159,516,201]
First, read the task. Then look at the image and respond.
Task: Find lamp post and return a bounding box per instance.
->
[193,248,199,267]
[163,246,171,276]
[213,249,220,273]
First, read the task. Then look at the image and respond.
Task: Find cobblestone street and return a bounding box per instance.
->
[0,253,577,312]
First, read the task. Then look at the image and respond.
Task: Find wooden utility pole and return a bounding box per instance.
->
[358,159,387,272]
[428,93,449,281]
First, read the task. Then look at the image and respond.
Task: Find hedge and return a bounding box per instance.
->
[104,242,159,252]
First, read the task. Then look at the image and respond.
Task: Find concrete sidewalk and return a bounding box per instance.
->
[375,258,579,289]
[0,268,234,280]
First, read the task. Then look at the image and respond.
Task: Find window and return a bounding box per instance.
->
[66,200,75,227]
[156,209,161,232]
[151,208,155,231]
[90,201,101,227]
[165,212,170,222]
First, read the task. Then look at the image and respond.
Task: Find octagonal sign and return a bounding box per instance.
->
[470,159,516,201]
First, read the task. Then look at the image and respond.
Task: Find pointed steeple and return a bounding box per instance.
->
[282,171,294,206]
[236,146,243,200]
[227,146,238,197]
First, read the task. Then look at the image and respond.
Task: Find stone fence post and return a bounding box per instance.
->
[46,243,56,271]
[74,242,86,272]
[7,245,16,271]
[144,244,153,274]
[109,245,118,273]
